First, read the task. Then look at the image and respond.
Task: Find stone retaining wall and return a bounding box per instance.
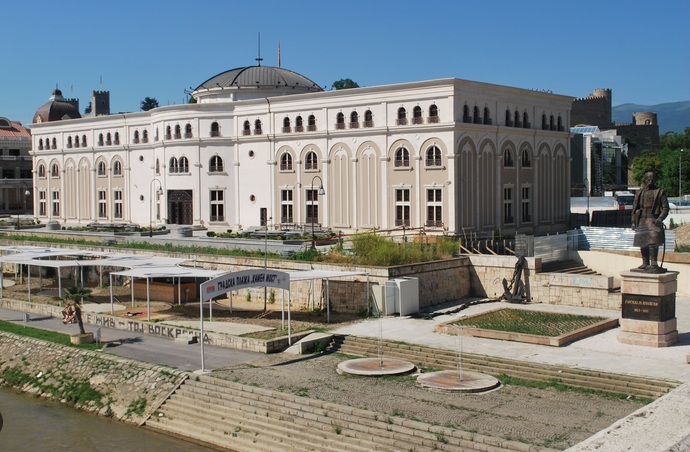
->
[0,331,186,424]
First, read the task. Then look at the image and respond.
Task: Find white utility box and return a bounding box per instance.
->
[372,277,419,316]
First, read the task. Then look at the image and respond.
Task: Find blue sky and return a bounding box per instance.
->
[4,0,689,126]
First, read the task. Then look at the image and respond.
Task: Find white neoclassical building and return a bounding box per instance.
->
[30,65,573,237]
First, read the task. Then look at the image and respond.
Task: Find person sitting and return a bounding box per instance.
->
[62,303,76,324]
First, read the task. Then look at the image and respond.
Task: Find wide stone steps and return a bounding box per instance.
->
[147,374,545,452]
[330,336,679,400]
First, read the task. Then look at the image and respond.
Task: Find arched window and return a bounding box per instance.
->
[282,117,291,133]
[51,138,57,149]
[429,104,439,123]
[174,125,181,139]
[295,116,304,132]
[409,106,421,125]
[210,122,220,137]
[113,160,122,176]
[364,110,373,127]
[305,151,318,170]
[463,105,471,123]
[155,158,160,175]
[280,152,293,171]
[74,135,79,148]
[523,112,529,128]
[243,120,251,135]
[336,112,345,129]
[505,109,512,126]
[254,119,263,135]
[395,147,410,167]
[426,146,442,167]
[514,111,521,128]
[557,115,563,131]
[133,130,140,143]
[350,111,359,128]
[549,115,555,130]
[184,123,192,138]
[179,156,189,173]
[81,135,87,147]
[397,107,407,125]
[66,136,73,148]
[166,126,172,140]
[38,139,44,150]
[210,155,224,172]
[38,164,46,178]
[51,163,59,177]
[169,157,179,173]
[114,132,120,144]
[142,130,148,143]
[483,107,491,125]
[542,114,548,130]
[106,133,112,145]
[97,161,106,176]
[503,148,514,167]
[473,106,481,124]
[521,149,531,168]
[308,115,316,131]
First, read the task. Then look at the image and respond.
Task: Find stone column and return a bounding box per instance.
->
[618,271,678,347]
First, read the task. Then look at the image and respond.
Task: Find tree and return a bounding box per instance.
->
[62,286,93,335]
[140,97,159,112]
[332,79,359,90]
[84,102,92,115]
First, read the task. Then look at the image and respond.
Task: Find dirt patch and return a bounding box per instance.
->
[673,224,690,247]
[212,353,646,450]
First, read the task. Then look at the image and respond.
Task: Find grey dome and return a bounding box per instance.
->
[196,65,323,93]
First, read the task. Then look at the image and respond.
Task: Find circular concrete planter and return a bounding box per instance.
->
[70,332,94,345]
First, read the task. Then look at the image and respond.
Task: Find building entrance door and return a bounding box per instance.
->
[168,190,193,225]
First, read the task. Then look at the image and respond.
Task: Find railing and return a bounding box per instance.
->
[210,215,224,222]
[209,166,224,172]
[411,117,423,125]
[427,116,440,124]
[349,122,359,129]
[307,124,317,132]
[426,158,442,166]
[425,220,443,227]
[483,118,492,125]
[164,134,172,140]
[523,122,531,129]
[335,123,345,130]
[282,127,291,133]
[142,137,149,143]
[294,125,304,132]
[280,164,292,171]
[394,160,409,167]
[184,132,193,138]
[396,118,408,126]
[462,116,472,123]
[210,130,220,137]
[473,117,483,124]
[173,133,182,139]
[363,120,374,128]
[280,216,294,224]
[254,129,263,135]
[132,138,139,144]
[97,141,104,146]
[395,219,411,227]
[113,140,120,145]
[505,120,513,127]
[106,140,112,146]
[242,130,251,136]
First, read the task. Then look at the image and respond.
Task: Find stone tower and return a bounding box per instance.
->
[91,91,110,116]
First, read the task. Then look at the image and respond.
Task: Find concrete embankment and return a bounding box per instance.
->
[0,331,186,424]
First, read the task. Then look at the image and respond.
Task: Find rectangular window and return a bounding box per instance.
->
[426,188,442,227]
[210,190,224,221]
[281,189,293,223]
[395,188,410,227]
[98,190,107,218]
[39,191,46,216]
[9,149,20,156]
[521,186,531,222]
[503,187,514,223]
[51,191,60,216]
[113,190,123,219]
[305,189,319,224]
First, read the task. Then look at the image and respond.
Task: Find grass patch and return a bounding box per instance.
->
[453,309,607,337]
[498,373,653,404]
[0,319,103,351]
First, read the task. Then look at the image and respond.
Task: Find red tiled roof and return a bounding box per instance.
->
[0,119,31,141]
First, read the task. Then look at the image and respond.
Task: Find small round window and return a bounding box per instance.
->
[139,195,144,201]
[248,150,255,158]
[249,195,256,203]
[139,155,144,162]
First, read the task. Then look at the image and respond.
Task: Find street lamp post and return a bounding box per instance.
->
[263,216,272,311]
[149,179,163,237]
[16,189,30,230]
[583,178,590,226]
[309,175,325,250]
[680,149,684,202]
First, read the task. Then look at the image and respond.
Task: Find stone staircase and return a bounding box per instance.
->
[146,373,548,452]
[329,336,679,400]
[540,260,600,275]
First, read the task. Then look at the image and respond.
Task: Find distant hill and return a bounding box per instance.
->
[612,101,690,134]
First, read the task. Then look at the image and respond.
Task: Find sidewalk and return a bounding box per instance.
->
[0,306,261,372]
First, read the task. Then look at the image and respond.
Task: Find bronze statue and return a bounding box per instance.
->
[631,171,669,273]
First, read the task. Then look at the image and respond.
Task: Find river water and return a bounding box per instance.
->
[0,386,211,451]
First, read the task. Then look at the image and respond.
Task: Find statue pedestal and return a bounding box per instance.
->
[618,271,678,347]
